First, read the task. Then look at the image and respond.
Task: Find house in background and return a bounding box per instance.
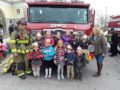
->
[0,0,29,35]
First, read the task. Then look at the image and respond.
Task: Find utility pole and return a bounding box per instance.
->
[105,7,107,31]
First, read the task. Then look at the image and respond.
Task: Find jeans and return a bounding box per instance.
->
[95,54,105,64]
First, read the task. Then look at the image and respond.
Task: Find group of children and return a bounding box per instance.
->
[29,37,89,81]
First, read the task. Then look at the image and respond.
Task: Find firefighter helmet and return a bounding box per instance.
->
[17,20,27,25]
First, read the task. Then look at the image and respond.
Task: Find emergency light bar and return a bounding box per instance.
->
[34,0,84,3]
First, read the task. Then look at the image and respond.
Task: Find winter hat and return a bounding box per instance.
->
[67,44,72,49]
[36,33,41,37]
[73,32,78,35]
[82,34,88,39]
[32,42,38,47]
[77,46,82,51]
[77,46,84,53]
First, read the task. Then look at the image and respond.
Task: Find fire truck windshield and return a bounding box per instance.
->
[29,6,88,24]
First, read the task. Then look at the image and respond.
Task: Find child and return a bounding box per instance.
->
[42,39,55,79]
[54,40,65,80]
[65,45,75,80]
[0,42,3,63]
[29,42,43,78]
[75,47,86,81]
[79,34,89,49]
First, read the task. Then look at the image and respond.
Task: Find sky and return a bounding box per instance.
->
[84,0,120,17]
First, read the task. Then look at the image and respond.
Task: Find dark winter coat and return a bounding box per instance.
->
[70,39,80,50]
[75,54,86,68]
[90,34,108,55]
[65,52,75,65]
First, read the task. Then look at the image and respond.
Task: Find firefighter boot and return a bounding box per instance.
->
[17,61,26,80]
[19,75,26,80]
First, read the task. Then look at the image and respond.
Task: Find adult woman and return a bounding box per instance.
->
[44,31,54,46]
[0,24,3,43]
[54,32,61,47]
[70,32,80,51]
[62,31,71,46]
[90,27,107,77]
[32,32,43,49]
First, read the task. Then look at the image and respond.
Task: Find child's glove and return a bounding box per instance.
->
[54,60,57,65]
[70,61,73,64]
[65,58,67,61]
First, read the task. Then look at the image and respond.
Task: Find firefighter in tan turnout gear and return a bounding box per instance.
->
[10,20,32,79]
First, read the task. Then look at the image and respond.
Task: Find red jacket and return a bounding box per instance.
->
[29,49,43,60]
[0,45,3,58]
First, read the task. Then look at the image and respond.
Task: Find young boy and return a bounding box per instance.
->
[65,45,75,80]
[29,42,43,78]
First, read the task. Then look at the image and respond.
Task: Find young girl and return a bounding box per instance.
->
[75,47,86,81]
[29,42,43,78]
[54,40,65,80]
[65,45,75,80]
[42,39,55,79]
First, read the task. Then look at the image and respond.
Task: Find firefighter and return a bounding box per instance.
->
[10,20,32,79]
[109,29,119,57]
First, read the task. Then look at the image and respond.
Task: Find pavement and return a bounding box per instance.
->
[0,38,120,90]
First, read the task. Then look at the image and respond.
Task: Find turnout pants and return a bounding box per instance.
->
[14,53,31,77]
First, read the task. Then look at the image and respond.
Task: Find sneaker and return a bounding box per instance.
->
[48,75,51,79]
[57,76,60,80]
[67,77,70,80]
[34,76,37,79]
[79,75,82,81]
[70,77,74,81]
[44,75,48,79]
[61,75,65,80]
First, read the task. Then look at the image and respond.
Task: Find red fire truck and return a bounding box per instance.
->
[26,0,95,36]
[108,15,120,53]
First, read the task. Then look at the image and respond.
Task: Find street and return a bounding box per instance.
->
[0,54,120,90]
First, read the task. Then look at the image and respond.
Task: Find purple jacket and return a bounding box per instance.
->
[62,35,71,45]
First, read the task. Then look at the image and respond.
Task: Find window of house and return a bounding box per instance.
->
[16,9,20,14]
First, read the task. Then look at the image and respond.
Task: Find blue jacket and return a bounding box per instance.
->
[42,46,55,61]
[65,52,75,65]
